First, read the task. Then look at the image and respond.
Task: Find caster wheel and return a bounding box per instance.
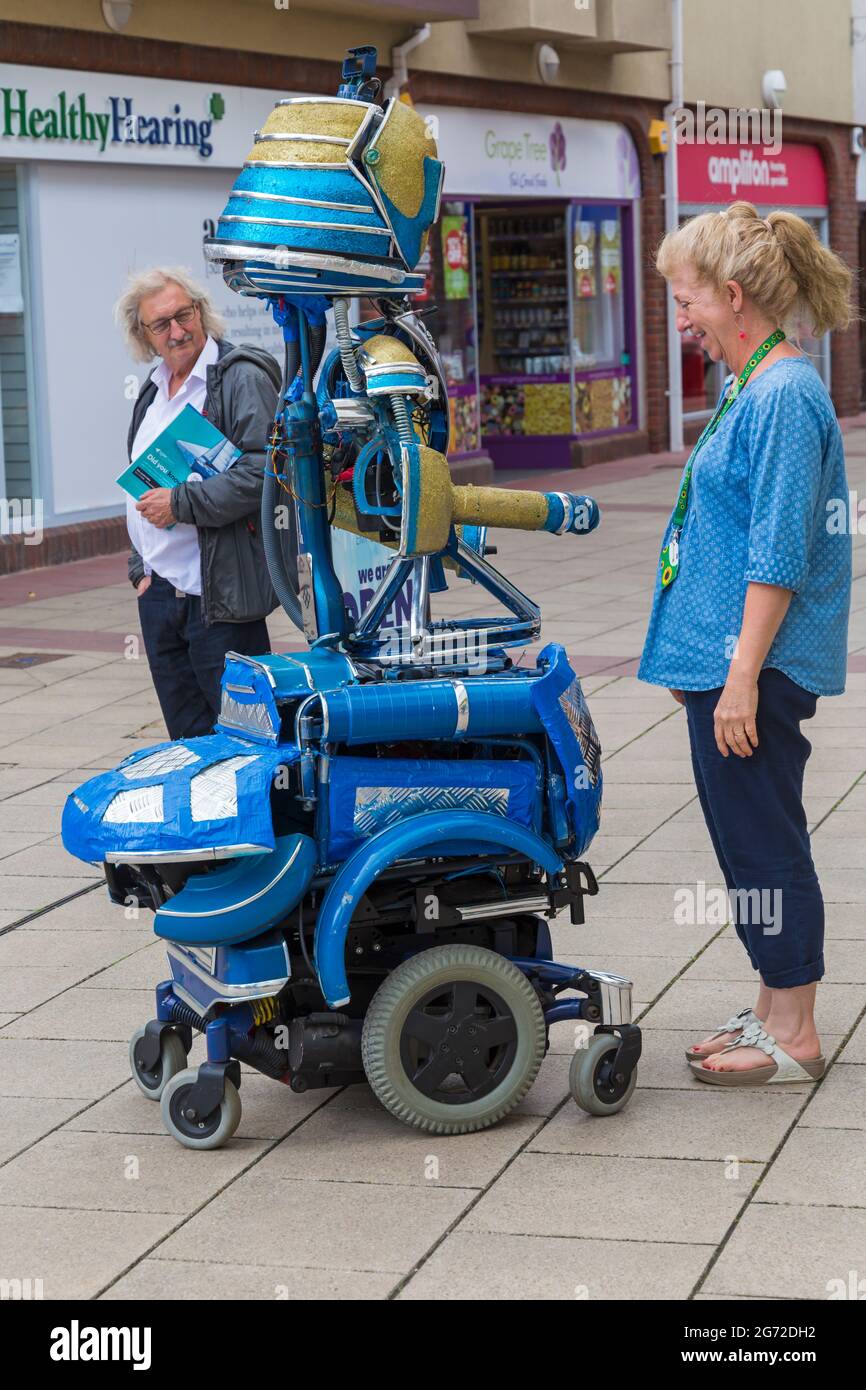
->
[160,1067,241,1150]
[570,1032,638,1116]
[129,1025,188,1101]
[362,943,546,1135]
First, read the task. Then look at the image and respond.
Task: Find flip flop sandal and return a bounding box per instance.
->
[688,1021,826,1087]
[684,1006,759,1062]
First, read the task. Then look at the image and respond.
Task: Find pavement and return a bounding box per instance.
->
[0,435,864,1303]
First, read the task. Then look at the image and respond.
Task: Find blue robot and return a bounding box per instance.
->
[62,48,640,1148]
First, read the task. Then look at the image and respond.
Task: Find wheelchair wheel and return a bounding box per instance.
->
[129,1025,188,1101]
[160,1068,242,1150]
[362,943,546,1135]
[569,1032,637,1116]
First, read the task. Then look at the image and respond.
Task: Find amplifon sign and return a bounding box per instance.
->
[678,140,827,207]
[0,64,286,169]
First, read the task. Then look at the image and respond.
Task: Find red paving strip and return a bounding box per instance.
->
[0,625,311,656]
[2,622,864,678]
[0,627,130,654]
[0,552,129,607]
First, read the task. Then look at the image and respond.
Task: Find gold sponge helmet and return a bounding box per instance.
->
[204,47,444,298]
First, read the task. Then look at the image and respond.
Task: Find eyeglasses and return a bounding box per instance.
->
[141,304,199,337]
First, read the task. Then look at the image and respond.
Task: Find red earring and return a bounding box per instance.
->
[735,313,746,340]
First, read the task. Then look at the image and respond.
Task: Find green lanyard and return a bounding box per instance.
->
[659,328,786,589]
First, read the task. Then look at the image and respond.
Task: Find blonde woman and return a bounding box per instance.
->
[639,202,852,1086]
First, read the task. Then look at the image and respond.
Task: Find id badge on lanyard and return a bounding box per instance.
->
[658,328,785,590]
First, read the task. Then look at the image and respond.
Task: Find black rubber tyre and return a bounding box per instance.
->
[362,943,546,1134]
[569,1032,638,1116]
[129,1025,188,1101]
[160,1068,242,1150]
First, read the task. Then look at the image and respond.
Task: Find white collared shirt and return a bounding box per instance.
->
[126,334,221,595]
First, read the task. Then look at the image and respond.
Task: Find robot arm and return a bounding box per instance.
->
[323,316,599,557]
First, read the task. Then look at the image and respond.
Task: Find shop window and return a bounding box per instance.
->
[570,204,627,370]
[0,164,33,503]
[472,199,635,459]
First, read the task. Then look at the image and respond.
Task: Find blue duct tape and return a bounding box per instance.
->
[325,754,537,860]
[530,643,603,857]
[61,732,297,864]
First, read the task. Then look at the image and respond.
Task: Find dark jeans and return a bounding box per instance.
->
[682,667,824,989]
[138,572,270,740]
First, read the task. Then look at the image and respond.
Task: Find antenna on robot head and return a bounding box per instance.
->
[337,45,382,104]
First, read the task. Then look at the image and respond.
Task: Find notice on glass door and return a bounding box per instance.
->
[573,220,597,298]
[441,215,470,300]
[601,220,621,295]
[0,234,23,314]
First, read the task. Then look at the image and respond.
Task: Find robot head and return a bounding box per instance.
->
[204,47,444,299]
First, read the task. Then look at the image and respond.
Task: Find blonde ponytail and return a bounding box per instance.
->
[656,200,853,337]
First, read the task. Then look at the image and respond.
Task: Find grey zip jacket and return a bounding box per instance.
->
[127,338,281,624]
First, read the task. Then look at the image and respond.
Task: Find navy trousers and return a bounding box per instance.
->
[138,572,270,741]
[682,667,825,988]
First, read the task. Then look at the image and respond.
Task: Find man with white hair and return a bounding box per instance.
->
[117,267,280,739]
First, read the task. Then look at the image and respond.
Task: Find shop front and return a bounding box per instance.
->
[677,139,830,421]
[0,64,289,525]
[421,105,643,471]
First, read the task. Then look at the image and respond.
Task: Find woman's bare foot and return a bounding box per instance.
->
[688,1020,763,1058]
[688,983,773,1059]
[698,1019,822,1073]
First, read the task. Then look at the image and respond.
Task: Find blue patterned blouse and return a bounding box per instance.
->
[639,357,851,697]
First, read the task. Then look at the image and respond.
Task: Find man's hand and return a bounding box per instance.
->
[669,689,685,706]
[135,576,152,596]
[714,672,759,758]
[136,488,175,529]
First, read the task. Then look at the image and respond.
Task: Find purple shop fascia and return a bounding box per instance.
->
[420,103,643,471]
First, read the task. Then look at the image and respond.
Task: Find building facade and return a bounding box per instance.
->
[0,0,860,564]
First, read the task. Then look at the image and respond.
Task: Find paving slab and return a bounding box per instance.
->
[460,1151,762,1245]
[156,1174,475,1274]
[65,1074,338,1143]
[101,1258,395,1300]
[0,1037,130,1099]
[687,936,866,984]
[701,1203,866,1300]
[399,1230,713,1301]
[755,1127,866,1209]
[0,1094,84,1164]
[528,1085,804,1162]
[555,953,689,1000]
[837,1016,866,1062]
[20,887,126,930]
[0,874,97,913]
[255,1088,542,1188]
[641,978,864,1037]
[1,985,157,1041]
[0,1129,268,1215]
[0,844,108,877]
[798,1062,866,1128]
[0,1206,178,1301]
